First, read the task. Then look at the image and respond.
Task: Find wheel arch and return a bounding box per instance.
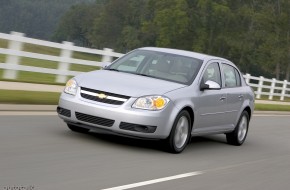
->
[180,106,194,129]
[243,106,252,120]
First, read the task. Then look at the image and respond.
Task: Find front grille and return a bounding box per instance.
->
[75,112,114,127]
[57,107,71,117]
[119,122,157,133]
[80,87,130,105]
[81,93,124,105]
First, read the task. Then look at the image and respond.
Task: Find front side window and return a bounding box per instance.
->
[222,64,240,87]
[108,50,203,85]
[202,62,221,85]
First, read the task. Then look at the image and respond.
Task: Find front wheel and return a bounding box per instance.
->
[166,110,191,153]
[226,111,249,146]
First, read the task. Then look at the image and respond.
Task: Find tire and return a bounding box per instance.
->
[166,110,191,153]
[226,111,249,146]
[67,124,90,133]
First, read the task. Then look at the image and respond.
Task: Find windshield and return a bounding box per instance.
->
[107,49,203,85]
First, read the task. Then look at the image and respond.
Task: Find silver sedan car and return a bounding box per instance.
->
[57,47,255,153]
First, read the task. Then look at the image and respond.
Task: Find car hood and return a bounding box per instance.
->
[76,70,186,97]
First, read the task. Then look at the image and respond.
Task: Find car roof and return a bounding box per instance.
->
[139,47,231,63]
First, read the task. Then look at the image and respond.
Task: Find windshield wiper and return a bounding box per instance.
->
[134,73,159,79]
[105,68,119,72]
[135,73,149,77]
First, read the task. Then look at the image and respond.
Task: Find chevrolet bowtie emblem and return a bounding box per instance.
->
[97,93,107,99]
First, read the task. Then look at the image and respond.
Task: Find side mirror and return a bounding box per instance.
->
[101,62,112,69]
[200,80,221,91]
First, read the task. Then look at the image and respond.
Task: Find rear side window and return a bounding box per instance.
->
[234,68,241,86]
[222,64,241,87]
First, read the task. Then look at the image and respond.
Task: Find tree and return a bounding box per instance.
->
[53,3,101,46]
[150,0,191,49]
[51,0,290,80]
[89,0,147,52]
[89,0,129,50]
[0,0,95,40]
[254,0,290,79]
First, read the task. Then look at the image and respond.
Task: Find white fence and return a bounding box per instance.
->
[244,74,290,101]
[0,32,289,101]
[0,31,124,83]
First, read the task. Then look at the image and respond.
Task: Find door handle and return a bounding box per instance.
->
[238,95,244,99]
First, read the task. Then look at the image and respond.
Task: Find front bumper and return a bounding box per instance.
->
[57,91,179,139]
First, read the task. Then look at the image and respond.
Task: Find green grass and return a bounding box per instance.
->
[255,104,290,111]
[0,90,60,105]
[0,39,8,48]
[0,53,5,62]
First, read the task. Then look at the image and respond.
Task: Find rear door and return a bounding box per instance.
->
[221,63,244,127]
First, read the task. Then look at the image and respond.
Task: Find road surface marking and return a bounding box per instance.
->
[101,171,203,190]
[101,155,290,190]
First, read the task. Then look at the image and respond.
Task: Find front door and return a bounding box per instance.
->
[194,61,230,134]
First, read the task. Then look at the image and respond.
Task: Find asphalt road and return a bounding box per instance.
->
[0,114,290,190]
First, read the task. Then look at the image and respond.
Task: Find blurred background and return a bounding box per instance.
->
[1,1,290,189]
[0,0,289,109]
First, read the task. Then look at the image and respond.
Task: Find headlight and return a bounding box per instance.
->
[132,96,170,110]
[64,79,78,95]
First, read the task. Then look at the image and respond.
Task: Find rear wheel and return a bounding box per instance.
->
[67,124,89,133]
[226,111,249,145]
[166,110,191,153]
